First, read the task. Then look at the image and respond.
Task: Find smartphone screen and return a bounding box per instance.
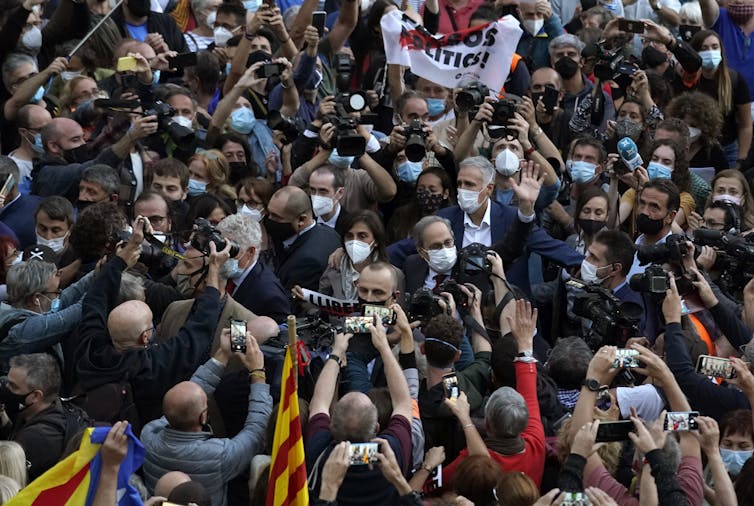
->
[618,19,644,33]
[696,355,735,379]
[595,420,634,442]
[230,318,246,353]
[664,411,699,431]
[312,11,326,37]
[344,316,374,334]
[0,174,15,199]
[613,349,641,368]
[442,373,459,400]
[349,443,378,465]
[116,56,137,72]
[363,305,396,325]
[542,85,558,112]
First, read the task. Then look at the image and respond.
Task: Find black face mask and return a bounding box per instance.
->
[416,190,445,214]
[263,216,296,244]
[228,161,247,185]
[0,385,32,424]
[63,144,91,164]
[127,0,150,17]
[641,45,667,68]
[77,200,94,213]
[636,213,666,236]
[578,219,607,236]
[554,57,579,79]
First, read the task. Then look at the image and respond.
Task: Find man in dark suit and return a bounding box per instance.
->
[0,156,42,248]
[404,215,458,295]
[389,157,583,293]
[264,186,342,292]
[308,166,350,236]
[216,213,291,323]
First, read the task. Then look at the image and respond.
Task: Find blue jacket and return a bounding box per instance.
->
[0,194,42,249]
[516,15,565,71]
[388,201,583,292]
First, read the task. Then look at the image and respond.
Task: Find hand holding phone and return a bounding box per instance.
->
[230,318,247,353]
[618,18,645,33]
[595,420,634,442]
[116,56,137,72]
[696,355,736,380]
[664,411,699,431]
[312,11,326,37]
[442,373,459,400]
[348,442,378,465]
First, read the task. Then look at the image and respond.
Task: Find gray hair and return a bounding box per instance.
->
[459,156,495,185]
[82,165,120,197]
[2,53,37,91]
[216,213,262,253]
[9,353,61,400]
[0,476,20,504]
[485,386,529,438]
[679,2,702,25]
[330,394,379,443]
[549,34,586,57]
[190,0,214,14]
[117,272,145,306]
[7,261,57,306]
[412,215,453,249]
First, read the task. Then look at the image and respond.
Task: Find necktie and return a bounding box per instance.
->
[433,273,447,294]
[225,279,236,295]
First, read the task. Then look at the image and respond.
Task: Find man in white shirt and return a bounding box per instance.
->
[308,165,348,236]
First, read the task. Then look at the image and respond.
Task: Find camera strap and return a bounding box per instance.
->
[144,232,186,260]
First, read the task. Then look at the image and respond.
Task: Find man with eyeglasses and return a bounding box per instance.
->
[133,191,183,279]
[404,215,458,295]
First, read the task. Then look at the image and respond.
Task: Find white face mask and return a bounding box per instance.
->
[205,10,217,29]
[239,205,263,222]
[311,195,334,218]
[345,240,374,264]
[427,247,457,273]
[213,26,234,47]
[171,115,194,130]
[580,259,608,284]
[36,233,68,253]
[495,148,521,176]
[21,26,42,52]
[713,193,742,206]
[522,18,544,35]
[457,188,484,215]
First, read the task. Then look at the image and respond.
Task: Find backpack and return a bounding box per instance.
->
[68,378,142,435]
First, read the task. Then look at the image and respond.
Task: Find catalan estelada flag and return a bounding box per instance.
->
[7,424,145,506]
[266,346,308,506]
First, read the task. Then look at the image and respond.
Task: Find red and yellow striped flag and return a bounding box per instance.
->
[266,346,308,506]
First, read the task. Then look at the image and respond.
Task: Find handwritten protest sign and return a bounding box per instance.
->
[380,10,523,92]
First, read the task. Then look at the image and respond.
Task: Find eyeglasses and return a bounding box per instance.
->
[425,239,455,251]
[236,198,262,209]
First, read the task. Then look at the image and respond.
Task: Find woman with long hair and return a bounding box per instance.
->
[387,167,455,243]
[689,30,752,169]
[187,149,236,202]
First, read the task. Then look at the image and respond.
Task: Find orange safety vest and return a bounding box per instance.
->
[689,313,715,356]
[498,53,523,96]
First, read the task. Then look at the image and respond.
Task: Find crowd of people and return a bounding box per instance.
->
[0,0,753,503]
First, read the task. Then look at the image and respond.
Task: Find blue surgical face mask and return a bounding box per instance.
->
[32,86,44,103]
[720,448,753,476]
[243,0,260,12]
[328,149,355,169]
[426,98,445,117]
[188,178,207,196]
[397,160,423,183]
[647,161,673,180]
[230,106,256,135]
[225,62,232,76]
[699,49,722,70]
[308,69,323,91]
[221,258,245,279]
[570,160,597,184]
[152,69,161,85]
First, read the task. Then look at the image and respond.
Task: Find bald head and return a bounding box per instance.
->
[17,104,52,130]
[107,300,153,351]
[531,67,563,92]
[163,381,207,432]
[330,392,378,443]
[267,185,314,232]
[41,118,85,158]
[247,316,280,345]
[154,471,191,498]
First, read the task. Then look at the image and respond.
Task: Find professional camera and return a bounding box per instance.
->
[255,62,284,79]
[403,119,427,162]
[408,288,444,322]
[635,234,693,265]
[190,218,240,257]
[452,243,494,297]
[693,229,754,299]
[629,264,669,295]
[144,100,195,145]
[333,53,354,93]
[487,98,519,139]
[268,110,304,145]
[568,279,642,349]
[437,278,469,310]
[592,40,639,88]
[456,81,490,113]
[333,91,368,114]
[115,229,169,264]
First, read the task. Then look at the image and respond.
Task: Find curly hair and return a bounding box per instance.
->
[69,202,127,262]
[649,137,691,193]
[188,149,236,201]
[665,91,723,152]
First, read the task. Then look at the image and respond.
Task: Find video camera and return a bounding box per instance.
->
[693,229,754,299]
[93,98,195,148]
[568,278,642,350]
[190,218,240,257]
[592,40,639,89]
[635,234,693,265]
[629,263,696,298]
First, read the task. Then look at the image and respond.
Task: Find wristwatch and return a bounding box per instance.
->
[328,354,342,367]
[582,378,602,392]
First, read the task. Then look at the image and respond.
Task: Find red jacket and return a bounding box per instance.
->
[442,361,546,486]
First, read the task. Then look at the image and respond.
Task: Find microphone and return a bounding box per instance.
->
[617,137,642,171]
